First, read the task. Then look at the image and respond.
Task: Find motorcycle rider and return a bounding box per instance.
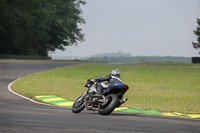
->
[90,69,123,96]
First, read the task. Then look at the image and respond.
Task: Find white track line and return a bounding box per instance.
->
[8,79,68,108]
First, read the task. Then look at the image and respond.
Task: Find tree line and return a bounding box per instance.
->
[0,0,86,57]
[192,18,200,54]
[87,56,191,64]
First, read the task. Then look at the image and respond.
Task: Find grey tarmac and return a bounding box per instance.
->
[0,61,199,133]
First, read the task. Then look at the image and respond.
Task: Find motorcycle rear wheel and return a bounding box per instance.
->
[98,94,118,115]
[72,94,85,113]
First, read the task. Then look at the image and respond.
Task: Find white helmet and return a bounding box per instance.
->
[111,69,120,76]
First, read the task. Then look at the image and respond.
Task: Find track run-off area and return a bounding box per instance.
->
[0,61,200,133]
[33,95,200,119]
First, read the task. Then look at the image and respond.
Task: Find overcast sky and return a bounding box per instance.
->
[50,0,200,58]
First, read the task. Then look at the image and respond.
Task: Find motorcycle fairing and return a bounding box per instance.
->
[102,83,125,91]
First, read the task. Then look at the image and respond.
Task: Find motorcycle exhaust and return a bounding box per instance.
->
[91,107,98,111]
[85,103,99,111]
[86,105,98,111]
[119,98,128,104]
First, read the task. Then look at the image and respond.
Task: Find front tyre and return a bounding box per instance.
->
[72,94,85,113]
[98,94,118,115]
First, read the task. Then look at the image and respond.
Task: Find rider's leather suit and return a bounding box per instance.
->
[93,74,124,94]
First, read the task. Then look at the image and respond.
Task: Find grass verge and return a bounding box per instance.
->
[12,64,200,114]
[139,62,200,66]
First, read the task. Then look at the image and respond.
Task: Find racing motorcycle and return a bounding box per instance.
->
[72,79,129,115]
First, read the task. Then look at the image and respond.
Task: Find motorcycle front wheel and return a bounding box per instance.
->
[98,94,118,115]
[72,94,85,113]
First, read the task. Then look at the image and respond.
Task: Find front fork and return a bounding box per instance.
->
[76,92,86,104]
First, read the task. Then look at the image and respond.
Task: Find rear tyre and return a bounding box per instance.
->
[98,94,118,115]
[72,94,85,113]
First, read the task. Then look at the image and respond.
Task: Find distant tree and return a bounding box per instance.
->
[192,18,200,54]
[0,0,86,57]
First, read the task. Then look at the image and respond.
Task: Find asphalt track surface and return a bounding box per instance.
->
[0,61,199,133]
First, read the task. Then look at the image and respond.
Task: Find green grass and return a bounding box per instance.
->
[12,64,200,114]
[139,62,200,66]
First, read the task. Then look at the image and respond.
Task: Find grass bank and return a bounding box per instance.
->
[12,64,200,114]
[139,62,200,66]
